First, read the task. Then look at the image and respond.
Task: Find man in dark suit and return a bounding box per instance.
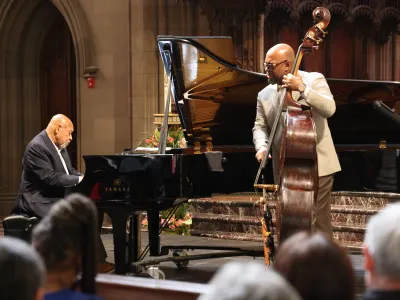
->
[12,114,113,273]
[12,114,82,217]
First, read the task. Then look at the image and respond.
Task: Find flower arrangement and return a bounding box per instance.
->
[141,125,187,149]
[141,203,192,235]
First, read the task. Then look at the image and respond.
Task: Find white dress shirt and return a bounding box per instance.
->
[51,140,70,175]
[50,139,83,183]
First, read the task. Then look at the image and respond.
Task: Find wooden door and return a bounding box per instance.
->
[40,15,77,168]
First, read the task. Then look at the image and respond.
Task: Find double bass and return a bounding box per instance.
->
[254,7,331,266]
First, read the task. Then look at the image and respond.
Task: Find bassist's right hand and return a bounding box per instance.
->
[256,146,271,163]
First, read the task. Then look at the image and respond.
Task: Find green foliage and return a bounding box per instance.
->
[160,203,188,220]
[143,203,192,236]
[140,125,187,148]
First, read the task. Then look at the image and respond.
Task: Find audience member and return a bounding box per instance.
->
[363,202,400,300]
[198,260,301,300]
[274,231,355,300]
[0,236,45,300]
[32,193,103,300]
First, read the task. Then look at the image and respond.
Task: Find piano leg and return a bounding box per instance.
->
[104,208,133,274]
[147,209,160,256]
[128,213,141,265]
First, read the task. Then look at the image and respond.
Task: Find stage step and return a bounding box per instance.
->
[191,213,366,243]
[190,229,363,252]
[189,191,400,251]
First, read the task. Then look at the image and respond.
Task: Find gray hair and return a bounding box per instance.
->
[198,260,301,300]
[364,202,400,279]
[0,236,45,300]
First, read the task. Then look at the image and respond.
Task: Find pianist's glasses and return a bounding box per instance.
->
[264,60,288,72]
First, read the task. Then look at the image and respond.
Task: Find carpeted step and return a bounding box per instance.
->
[190,203,379,226]
[190,229,263,243]
[190,229,363,252]
[189,197,384,219]
[192,212,367,242]
[203,191,399,206]
[331,191,399,207]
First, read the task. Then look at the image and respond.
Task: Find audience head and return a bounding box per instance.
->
[0,236,45,300]
[32,193,98,292]
[198,260,301,300]
[274,231,355,300]
[46,114,74,149]
[363,202,400,289]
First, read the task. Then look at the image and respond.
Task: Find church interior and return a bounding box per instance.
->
[0,0,399,299]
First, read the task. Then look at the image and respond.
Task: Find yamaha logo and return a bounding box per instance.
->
[104,178,130,193]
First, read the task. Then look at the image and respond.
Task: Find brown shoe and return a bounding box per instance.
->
[97,261,114,274]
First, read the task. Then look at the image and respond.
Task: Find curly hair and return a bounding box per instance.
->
[31,193,98,271]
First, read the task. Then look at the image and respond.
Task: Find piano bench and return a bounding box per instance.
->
[2,215,39,242]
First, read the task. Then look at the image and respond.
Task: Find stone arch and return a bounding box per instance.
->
[298,1,319,16]
[351,5,375,23]
[0,0,94,195]
[51,0,98,77]
[380,7,400,21]
[327,3,350,20]
[0,0,96,78]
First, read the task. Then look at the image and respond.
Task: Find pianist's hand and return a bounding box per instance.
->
[256,146,271,163]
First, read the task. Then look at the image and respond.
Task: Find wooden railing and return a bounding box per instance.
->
[96,274,207,300]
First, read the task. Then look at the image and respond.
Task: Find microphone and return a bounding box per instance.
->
[372,100,400,128]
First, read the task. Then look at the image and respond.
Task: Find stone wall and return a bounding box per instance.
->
[0,0,209,214]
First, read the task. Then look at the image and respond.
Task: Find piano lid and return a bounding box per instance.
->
[327,78,400,146]
[157,36,266,146]
[157,36,400,148]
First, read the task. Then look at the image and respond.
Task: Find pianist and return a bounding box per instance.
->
[12,114,82,217]
[252,43,341,238]
[11,114,112,273]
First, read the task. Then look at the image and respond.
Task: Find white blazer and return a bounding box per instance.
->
[252,70,341,183]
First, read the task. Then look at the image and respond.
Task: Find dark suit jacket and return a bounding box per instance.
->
[12,130,82,218]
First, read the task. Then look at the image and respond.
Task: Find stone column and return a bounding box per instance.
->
[257,14,265,73]
[394,31,399,81]
[130,0,160,147]
[367,38,376,80]
[194,2,210,36]
[380,36,393,81]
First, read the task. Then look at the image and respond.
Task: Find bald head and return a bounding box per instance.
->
[47,114,73,129]
[266,44,295,63]
[46,114,74,149]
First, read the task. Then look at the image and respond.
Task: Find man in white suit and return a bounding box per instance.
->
[252,43,341,237]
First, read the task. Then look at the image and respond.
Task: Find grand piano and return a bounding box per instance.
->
[72,36,400,275]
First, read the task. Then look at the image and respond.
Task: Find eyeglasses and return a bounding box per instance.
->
[263,60,288,72]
